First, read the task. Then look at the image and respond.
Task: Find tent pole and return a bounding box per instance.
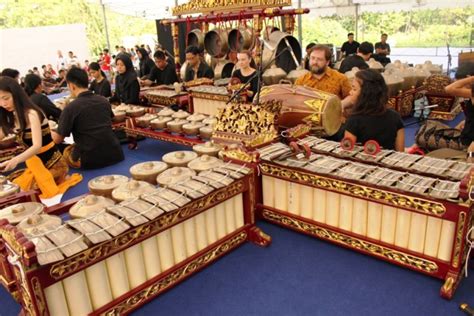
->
[355,3,359,41]
[100,1,111,51]
[297,0,303,49]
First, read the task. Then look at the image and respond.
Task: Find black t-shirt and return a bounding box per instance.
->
[30,92,62,121]
[148,63,178,85]
[139,58,155,78]
[341,41,360,56]
[184,62,214,82]
[375,42,391,56]
[338,55,369,74]
[57,91,124,169]
[345,109,404,150]
[461,99,474,146]
[231,69,259,101]
[89,78,112,98]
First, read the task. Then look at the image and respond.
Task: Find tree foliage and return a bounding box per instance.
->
[0,0,156,55]
[301,7,473,48]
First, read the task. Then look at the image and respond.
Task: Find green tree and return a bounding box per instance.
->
[0,0,156,55]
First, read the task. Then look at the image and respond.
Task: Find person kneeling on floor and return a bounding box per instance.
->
[52,68,124,169]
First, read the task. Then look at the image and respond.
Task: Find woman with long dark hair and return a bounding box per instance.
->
[344,69,405,151]
[0,76,81,197]
[24,74,62,121]
[137,47,155,79]
[110,54,140,104]
[88,62,111,98]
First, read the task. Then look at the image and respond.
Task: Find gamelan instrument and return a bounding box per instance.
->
[259,84,342,136]
[189,85,234,116]
[0,160,270,315]
[256,136,474,299]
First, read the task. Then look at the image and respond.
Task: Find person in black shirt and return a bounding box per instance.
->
[375,33,391,56]
[445,64,474,155]
[303,43,316,71]
[56,69,67,88]
[52,68,124,169]
[184,46,214,82]
[230,50,259,102]
[341,33,360,57]
[344,69,405,151]
[137,47,155,79]
[23,74,62,121]
[339,41,373,74]
[141,50,178,86]
[88,62,111,98]
[110,54,140,104]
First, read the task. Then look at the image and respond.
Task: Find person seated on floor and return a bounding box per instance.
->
[140,50,178,87]
[338,41,373,74]
[343,69,405,152]
[296,45,351,101]
[137,47,155,80]
[56,69,67,88]
[230,50,259,102]
[24,74,62,122]
[184,46,214,82]
[413,62,474,158]
[88,62,112,98]
[0,76,81,197]
[52,68,124,169]
[109,54,140,104]
[1,68,20,83]
[303,42,316,71]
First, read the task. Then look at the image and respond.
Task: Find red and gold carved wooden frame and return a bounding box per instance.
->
[257,162,472,300]
[1,172,270,315]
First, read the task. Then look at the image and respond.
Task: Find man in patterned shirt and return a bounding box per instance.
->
[295,45,351,101]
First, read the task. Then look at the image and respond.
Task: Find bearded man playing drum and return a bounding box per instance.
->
[296,45,351,101]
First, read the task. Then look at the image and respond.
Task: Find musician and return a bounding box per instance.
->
[412,63,474,157]
[341,33,360,57]
[184,46,214,82]
[303,43,316,71]
[88,62,112,98]
[0,76,81,197]
[141,50,178,87]
[137,47,155,79]
[52,68,124,169]
[338,42,373,74]
[344,69,405,151]
[109,54,140,104]
[296,45,351,100]
[23,74,62,121]
[230,51,259,101]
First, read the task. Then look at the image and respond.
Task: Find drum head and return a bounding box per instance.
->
[321,96,342,136]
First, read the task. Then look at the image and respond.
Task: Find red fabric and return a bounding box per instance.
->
[102,54,111,71]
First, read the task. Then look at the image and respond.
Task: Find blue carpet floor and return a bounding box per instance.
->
[0,115,473,316]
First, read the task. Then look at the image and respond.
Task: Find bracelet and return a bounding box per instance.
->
[467,152,474,158]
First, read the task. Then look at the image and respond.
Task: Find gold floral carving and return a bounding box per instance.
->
[259,162,447,216]
[50,181,244,279]
[212,101,280,148]
[284,124,311,139]
[452,212,466,269]
[123,126,203,147]
[191,91,230,102]
[12,264,35,315]
[261,209,439,273]
[429,104,462,121]
[221,147,259,163]
[145,94,179,106]
[31,277,47,316]
[172,0,292,15]
[103,231,248,315]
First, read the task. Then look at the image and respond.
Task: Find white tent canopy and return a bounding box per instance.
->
[99,0,472,19]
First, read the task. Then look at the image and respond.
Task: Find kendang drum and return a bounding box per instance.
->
[259,84,342,136]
